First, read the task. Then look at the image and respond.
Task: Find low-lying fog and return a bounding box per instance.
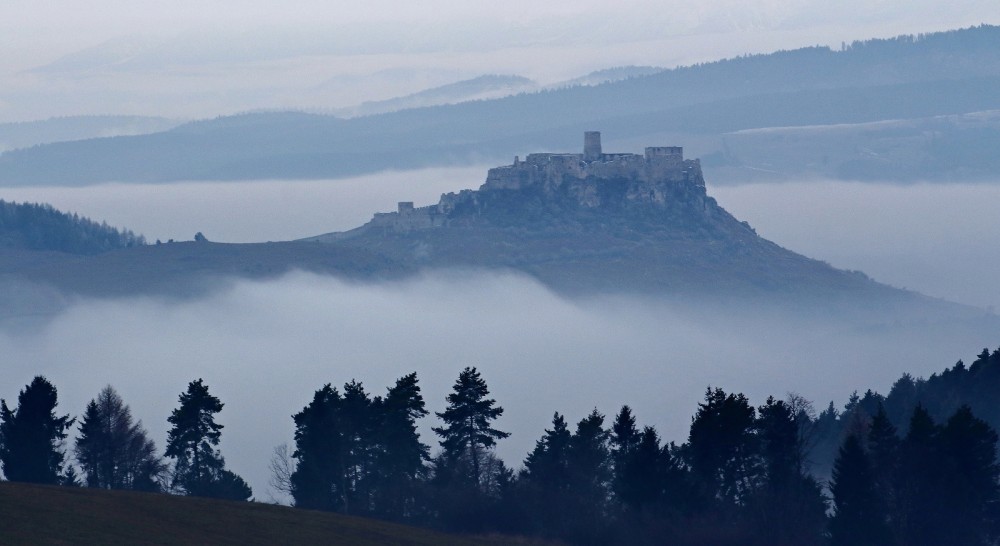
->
[2,168,1000,500]
[0,271,994,502]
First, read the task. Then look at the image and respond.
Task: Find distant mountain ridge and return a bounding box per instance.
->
[0,115,181,153]
[2,25,1000,185]
[334,75,538,117]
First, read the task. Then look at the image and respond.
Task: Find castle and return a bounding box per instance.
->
[353,132,705,234]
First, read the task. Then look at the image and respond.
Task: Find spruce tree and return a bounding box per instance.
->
[937,405,1000,545]
[290,384,344,510]
[686,387,758,505]
[828,434,892,546]
[0,376,73,484]
[610,405,640,500]
[895,405,942,546]
[373,373,430,521]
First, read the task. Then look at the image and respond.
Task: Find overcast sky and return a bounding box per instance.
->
[1,0,996,121]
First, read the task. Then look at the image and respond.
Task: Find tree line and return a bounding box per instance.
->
[0,200,145,254]
[2,350,1000,545]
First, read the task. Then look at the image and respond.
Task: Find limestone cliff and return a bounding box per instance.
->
[318,132,746,240]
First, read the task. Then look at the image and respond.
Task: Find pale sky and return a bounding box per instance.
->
[1,0,996,121]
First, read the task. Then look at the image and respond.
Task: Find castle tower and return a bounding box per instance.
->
[584,131,602,161]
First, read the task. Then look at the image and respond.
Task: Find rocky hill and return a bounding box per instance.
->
[305,133,909,306]
[0,135,988,331]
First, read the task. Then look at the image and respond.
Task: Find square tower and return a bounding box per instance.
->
[584,131,602,161]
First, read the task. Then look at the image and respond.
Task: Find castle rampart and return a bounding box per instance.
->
[354,132,704,234]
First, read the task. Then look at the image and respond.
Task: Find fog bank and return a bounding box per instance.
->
[712,180,1000,310]
[0,271,993,501]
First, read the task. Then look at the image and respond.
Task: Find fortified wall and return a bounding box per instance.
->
[359,132,704,233]
[477,131,695,192]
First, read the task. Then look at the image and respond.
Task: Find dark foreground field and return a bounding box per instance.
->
[0,482,546,545]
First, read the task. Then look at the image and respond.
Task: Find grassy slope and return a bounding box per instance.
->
[0,482,545,545]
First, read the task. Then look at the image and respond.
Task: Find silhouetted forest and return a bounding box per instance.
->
[0,200,145,254]
[2,348,1000,544]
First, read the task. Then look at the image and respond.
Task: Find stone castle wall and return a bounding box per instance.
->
[360,132,704,233]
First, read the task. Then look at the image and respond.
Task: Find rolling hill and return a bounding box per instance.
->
[1,25,999,185]
[0,481,547,545]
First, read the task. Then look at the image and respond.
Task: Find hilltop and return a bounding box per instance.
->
[0,134,990,334]
[0,481,545,545]
[305,133,925,306]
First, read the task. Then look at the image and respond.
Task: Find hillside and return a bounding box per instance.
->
[303,135,923,305]
[0,139,989,329]
[0,200,144,254]
[0,482,545,545]
[2,25,1000,185]
[0,115,181,152]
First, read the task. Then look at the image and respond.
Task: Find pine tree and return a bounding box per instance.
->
[0,376,73,484]
[433,367,509,489]
[165,379,251,501]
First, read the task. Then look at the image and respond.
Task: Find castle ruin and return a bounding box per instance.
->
[352,132,704,234]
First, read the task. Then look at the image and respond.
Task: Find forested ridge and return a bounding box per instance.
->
[0,200,144,254]
[3,349,1000,544]
[4,25,1000,185]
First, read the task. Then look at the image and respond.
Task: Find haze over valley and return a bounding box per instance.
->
[2,4,1000,543]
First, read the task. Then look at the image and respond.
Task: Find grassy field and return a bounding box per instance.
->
[0,482,546,545]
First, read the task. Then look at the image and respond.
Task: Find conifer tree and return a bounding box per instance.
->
[751,397,827,546]
[895,405,942,546]
[522,412,571,489]
[617,425,665,511]
[686,387,758,505]
[0,376,73,484]
[937,405,1000,545]
[290,384,344,510]
[165,379,251,501]
[866,404,899,522]
[433,367,509,489]
[829,434,892,546]
[75,385,165,491]
[373,372,430,520]
[610,405,640,500]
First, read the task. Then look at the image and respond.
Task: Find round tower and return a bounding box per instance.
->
[584,131,602,161]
